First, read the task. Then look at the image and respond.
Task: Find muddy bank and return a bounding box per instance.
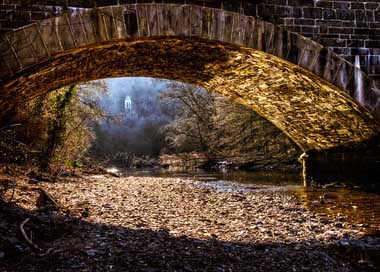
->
[1,175,379,271]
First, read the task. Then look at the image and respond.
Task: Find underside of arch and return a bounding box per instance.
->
[1,37,379,152]
[1,3,380,116]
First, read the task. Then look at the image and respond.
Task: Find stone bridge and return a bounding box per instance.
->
[0,2,380,160]
[2,1,380,81]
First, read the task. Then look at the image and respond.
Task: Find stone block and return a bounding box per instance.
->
[365,3,379,10]
[93,0,119,6]
[201,7,212,40]
[12,10,31,21]
[156,4,169,36]
[318,38,346,47]
[312,47,331,78]
[288,0,314,7]
[24,23,49,60]
[242,16,255,48]
[350,47,370,56]
[189,5,202,37]
[294,18,315,26]
[285,32,303,65]
[89,8,110,42]
[252,19,264,50]
[328,27,353,35]
[135,4,149,37]
[67,12,87,47]
[56,14,76,50]
[271,27,287,59]
[231,13,246,46]
[257,4,275,18]
[285,26,301,32]
[0,39,19,73]
[333,60,354,93]
[334,2,350,9]
[220,10,233,43]
[262,21,275,54]
[323,9,336,20]
[6,28,36,68]
[37,19,63,54]
[365,85,380,112]
[361,74,377,109]
[123,5,138,37]
[96,7,117,42]
[137,5,152,37]
[30,11,48,21]
[274,5,292,17]
[110,6,126,40]
[365,10,374,22]
[78,11,97,44]
[298,40,323,72]
[351,3,364,9]
[316,1,333,8]
[221,0,240,13]
[303,7,322,19]
[336,9,354,21]
[180,5,192,37]
[0,10,13,20]
[323,53,343,83]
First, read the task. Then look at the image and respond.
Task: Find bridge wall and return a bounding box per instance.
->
[0,3,379,163]
[1,0,380,81]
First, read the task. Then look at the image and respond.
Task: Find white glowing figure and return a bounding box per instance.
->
[124,96,132,111]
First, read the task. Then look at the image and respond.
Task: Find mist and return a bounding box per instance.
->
[90,77,175,159]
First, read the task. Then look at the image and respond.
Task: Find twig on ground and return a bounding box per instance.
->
[20,218,42,251]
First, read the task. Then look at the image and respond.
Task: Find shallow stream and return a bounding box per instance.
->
[115,167,380,236]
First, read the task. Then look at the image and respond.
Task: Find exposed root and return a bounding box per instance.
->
[20,218,42,251]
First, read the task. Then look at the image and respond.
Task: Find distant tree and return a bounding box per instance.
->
[159,82,216,154]
[3,80,108,172]
[39,85,76,172]
[159,83,300,164]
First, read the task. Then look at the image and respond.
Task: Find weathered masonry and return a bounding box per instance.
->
[1,3,380,158]
[1,0,380,81]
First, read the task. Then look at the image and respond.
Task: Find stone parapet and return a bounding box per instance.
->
[1,5,380,153]
[1,1,380,81]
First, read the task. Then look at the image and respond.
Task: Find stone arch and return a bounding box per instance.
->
[0,4,379,152]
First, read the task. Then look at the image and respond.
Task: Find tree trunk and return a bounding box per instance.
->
[39,85,75,172]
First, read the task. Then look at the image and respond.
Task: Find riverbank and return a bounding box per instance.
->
[1,175,379,271]
[159,153,301,172]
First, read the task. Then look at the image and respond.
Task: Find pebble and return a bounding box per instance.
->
[85,249,99,257]
[339,240,350,246]
[28,175,379,271]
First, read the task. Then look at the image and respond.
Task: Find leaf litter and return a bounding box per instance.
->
[0,174,379,271]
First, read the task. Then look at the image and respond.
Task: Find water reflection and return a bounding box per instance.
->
[298,186,380,235]
[121,168,303,186]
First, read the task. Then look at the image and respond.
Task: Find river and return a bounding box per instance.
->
[116,167,380,236]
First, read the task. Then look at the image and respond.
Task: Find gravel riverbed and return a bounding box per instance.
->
[1,175,379,271]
